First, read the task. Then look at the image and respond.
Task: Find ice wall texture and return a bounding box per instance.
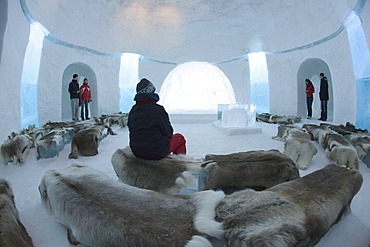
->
[37,42,121,126]
[0,0,29,141]
[267,30,356,124]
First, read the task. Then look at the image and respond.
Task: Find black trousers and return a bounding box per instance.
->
[320,100,328,120]
[306,97,313,117]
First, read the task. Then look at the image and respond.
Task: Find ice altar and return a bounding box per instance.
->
[213,104,262,135]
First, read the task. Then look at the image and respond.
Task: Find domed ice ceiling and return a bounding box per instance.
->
[25,0,357,63]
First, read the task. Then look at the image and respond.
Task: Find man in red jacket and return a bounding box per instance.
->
[79,78,92,120]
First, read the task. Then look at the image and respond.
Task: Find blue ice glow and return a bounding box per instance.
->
[345,12,370,130]
[248,52,270,113]
[21,23,44,128]
[345,12,370,80]
[119,53,140,113]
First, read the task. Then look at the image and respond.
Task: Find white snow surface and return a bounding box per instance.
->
[1,117,370,247]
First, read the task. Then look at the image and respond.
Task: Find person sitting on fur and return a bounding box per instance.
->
[128,78,187,160]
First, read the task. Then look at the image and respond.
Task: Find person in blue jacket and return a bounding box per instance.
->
[127,78,186,160]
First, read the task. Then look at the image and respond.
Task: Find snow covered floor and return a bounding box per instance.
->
[1,118,370,247]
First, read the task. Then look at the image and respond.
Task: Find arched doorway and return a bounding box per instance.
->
[297,58,333,121]
[159,62,236,113]
[62,63,98,120]
[0,0,8,61]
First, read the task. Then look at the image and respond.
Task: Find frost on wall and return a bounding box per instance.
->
[119,53,140,113]
[345,12,370,130]
[21,24,44,128]
[248,52,269,113]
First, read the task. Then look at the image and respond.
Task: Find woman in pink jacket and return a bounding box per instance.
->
[79,78,92,120]
[305,78,315,119]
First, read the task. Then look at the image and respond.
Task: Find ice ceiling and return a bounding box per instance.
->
[23,0,358,63]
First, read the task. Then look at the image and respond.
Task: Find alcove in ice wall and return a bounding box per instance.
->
[61,62,98,120]
[297,58,333,121]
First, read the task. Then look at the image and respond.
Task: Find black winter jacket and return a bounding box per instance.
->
[128,93,173,160]
[319,77,329,100]
[68,80,80,99]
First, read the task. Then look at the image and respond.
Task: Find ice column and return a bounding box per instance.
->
[345,12,370,130]
[248,52,269,113]
[119,53,140,113]
[20,23,44,128]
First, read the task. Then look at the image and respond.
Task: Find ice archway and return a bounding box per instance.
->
[159,62,236,113]
[297,58,334,121]
[61,63,98,120]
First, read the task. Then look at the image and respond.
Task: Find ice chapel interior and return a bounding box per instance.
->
[1,0,370,247]
[1,0,370,136]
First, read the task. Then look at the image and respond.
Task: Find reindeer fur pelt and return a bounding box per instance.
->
[0,134,33,165]
[111,146,203,194]
[202,149,300,193]
[68,124,109,159]
[284,129,318,170]
[0,179,34,247]
[322,133,360,169]
[216,164,362,247]
[39,164,225,247]
[272,124,298,142]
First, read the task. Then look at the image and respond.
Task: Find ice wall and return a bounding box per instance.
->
[267,30,356,124]
[139,59,177,96]
[0,0,29,141]
[37,40,121,125]
[217,59,250,105]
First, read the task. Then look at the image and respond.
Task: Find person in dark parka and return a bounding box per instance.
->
[68,74,80,121]
[128,78,186,160]
[319,73,329,121]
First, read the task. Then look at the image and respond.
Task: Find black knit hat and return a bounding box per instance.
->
[136,78,156,93]
[320,73,324,77]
